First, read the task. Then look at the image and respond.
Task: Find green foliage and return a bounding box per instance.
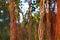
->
[33,13,40,22]
[32,6,36,11]
[36,0,40,6]
[14,0,20,21]
[1,32,10,40]
[0,0,10,40]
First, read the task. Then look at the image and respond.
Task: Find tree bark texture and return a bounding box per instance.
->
[8,0,17,40]
[38,0,45,40]
[56,0,60,40]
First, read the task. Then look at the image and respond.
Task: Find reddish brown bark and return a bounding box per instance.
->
[56,0,60,40]
[45,0,51,40]
[38,0,45,40]
[51,12,56,40]
[46,13,51,40]
[8,0,17,40]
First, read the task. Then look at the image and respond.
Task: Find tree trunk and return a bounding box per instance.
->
[8,0,17,40]
[28,6,32,40]
[45,0,51,40]
[38,0,45,40]
[34,27,37,40]
[28,0,32,40]
[51,12,56,40]
[56,0,60,40]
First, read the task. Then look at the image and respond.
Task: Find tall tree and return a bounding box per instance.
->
[49,0,56,40]
[56,0,60,40]
[8,0,17,40]
[38,0,45,40]
[45,0,51,40]
[28,0,32,40]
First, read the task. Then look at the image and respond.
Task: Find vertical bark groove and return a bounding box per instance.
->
[8,0,17,40]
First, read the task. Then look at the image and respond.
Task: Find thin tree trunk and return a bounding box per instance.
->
[8,0,17,40]
[28,0,32,40]
[38,0,45,40]
[28,7,32,40]
[34,27,37,40]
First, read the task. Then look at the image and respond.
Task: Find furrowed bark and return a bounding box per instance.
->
[56,0,60,40]
[8,0,17,40]
[38,0,45,40]
[45,0,51,40]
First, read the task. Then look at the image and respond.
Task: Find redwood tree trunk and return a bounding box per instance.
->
[45,0,51,40]
[8,0,17,40]
[38,0,45,40]
[56,0,60,40]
